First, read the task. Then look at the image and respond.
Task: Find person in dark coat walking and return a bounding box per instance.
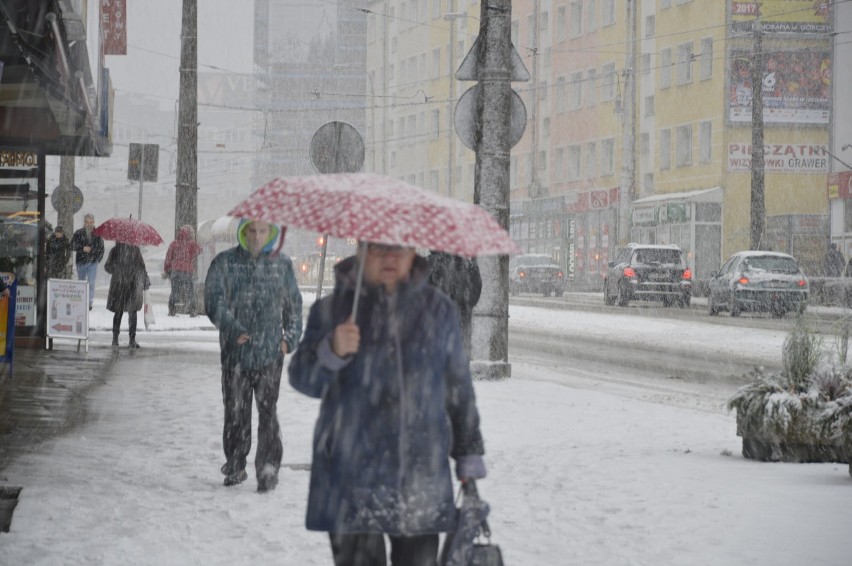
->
[164,225,202,316]
[104,243,150,348]
[46,225,71,279]
[289,242,486,566]
[72,214,105,310]
[824,242,845,277]
[204,219,302,492]
[427,251,482,359]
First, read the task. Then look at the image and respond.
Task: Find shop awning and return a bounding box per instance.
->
[0,1,111,156]
[632,187,723,207]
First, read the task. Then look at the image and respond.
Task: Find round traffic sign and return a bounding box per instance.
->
[51,185,84,214]
[310,121,365,174]
[454,85,527,151]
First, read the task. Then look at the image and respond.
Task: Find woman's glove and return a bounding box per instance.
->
[455,455,487,482]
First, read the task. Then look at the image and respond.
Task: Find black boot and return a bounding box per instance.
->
[111,335,119,347]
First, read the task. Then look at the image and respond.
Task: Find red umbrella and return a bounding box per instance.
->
[227,173,521,257]
[93,217,164,246]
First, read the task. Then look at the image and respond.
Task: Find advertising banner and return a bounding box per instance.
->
[727,143,829,173]
[731,1,831,34]
[101,0,127,55]
[47,279,89,340]
[729,50,831,124]
[0,273,12,354]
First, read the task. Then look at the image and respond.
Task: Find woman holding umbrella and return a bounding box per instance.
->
[288,241,487,566]
[104,243,151,348]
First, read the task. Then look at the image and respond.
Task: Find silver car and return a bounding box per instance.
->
[707,251,809,318]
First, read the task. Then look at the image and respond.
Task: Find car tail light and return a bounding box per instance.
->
[519,270,526,279]
[558,271,564,278]
[738,276,749,285]
[682,268,692,280]
[797,279,807,288]
[623,267,636,278]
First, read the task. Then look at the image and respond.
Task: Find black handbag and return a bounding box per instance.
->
[440,481,505,566]
[470,516,505,566]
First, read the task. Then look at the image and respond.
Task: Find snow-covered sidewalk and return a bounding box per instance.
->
[2,325,850,565]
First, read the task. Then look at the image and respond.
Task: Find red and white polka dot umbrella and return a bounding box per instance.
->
[228,173,520,256]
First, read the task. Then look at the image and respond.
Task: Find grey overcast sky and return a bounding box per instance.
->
[104,0,255,106]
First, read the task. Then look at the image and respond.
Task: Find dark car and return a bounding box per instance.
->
[707,251,808,318]
[509,254,564,297]
[603,244,692,308]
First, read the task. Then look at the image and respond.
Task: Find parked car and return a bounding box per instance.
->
[707,251,809,318]
[603,243,692,308]
[509,254,564,297]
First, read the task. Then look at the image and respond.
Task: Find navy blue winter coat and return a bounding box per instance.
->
[204,223,302,371]
[288,255,485,535]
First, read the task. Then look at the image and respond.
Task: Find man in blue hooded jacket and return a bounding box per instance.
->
[204,220,302,492]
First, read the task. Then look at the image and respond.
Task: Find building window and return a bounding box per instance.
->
[602,0,615,26]
[700,37,713,81]
[541,11,549,32]
[539,80,548,105]
[677,42,694,85]
[643,173,654,193]
[430,169,439,190]
[676,124,693,166]
[645,15,655,38]
[432,48,441,79]
[660,48,672,89]
[568,145,582,181]
[570,71,583,109]
[555,147,564,179]
[539,150,547,172]
[587,0,597,32]
[640,132,650,169]
[431,109,440,137]
[556,76,566,113]
[569,1,583,37]
[543,117,551,138]
[660,128,671,170]
[601,138,614,175]
[432,0,440,19]
[601,63,616,101]
[699,120,712,163]
[662,0,671,8]
[557,6,566,41]
[645,95,655,117]
[586,142,597,179]
[641,53,651,75]
[586,68,597,105]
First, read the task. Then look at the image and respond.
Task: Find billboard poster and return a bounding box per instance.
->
[729,50,831,125]
[47,279,89,340]
[101,0,127,55]
[727,143,829,173]
[731,1,831,34]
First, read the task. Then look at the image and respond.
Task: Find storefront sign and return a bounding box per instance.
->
[567,219,576,280]
[659,203,689,225]
[15,285,34,326]
[523,196,565,215]
[632,207,657,226]
[0,151,37,168]
[828,171,852,200]
[47,279,89,339]
[728,144,829,173]
[731,1,831,34]
[729,50,831,125]
[590,190,609,209]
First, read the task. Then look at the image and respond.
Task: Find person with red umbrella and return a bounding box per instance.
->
[288,242,487,565]
[104,243,150,348]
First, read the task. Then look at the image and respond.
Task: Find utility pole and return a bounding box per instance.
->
[618,0,637,246]
[471,0,512,380]
[528,0,539,197]
[57,156,75,278]
[175,0,198,238]
[444,7,464,198]
[750,20,765,250]
[382,0,389,174]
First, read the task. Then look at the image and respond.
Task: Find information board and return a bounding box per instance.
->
[47,279,89,340]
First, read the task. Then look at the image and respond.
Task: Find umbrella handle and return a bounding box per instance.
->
[351,241,367,319]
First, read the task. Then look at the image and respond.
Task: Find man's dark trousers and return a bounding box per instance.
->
[221,357,283,479]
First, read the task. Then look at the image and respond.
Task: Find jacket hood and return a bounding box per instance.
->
[237,219,281,254]
[177,226,194,242]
